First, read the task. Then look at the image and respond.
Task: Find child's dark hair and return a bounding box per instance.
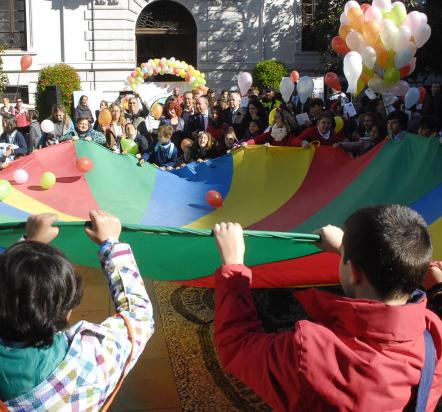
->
[0,241,83,347]
[387,110,408,130]
[342,205,432,300]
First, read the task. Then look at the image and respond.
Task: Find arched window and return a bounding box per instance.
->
[0,0,26,49]
[136,1,197,69]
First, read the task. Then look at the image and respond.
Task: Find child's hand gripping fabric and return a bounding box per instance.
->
[213,222,245,265]
[26,213,59,243]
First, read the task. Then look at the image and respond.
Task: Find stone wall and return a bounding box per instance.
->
[2,0,320,104]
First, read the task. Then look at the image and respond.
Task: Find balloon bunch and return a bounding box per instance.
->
[126,57,206,91]
[333,0,431,95]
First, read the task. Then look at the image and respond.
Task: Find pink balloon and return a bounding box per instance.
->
[13,169,28,184]
[389,80,410,97]
[237,72,253,97]
[364,5,382,23]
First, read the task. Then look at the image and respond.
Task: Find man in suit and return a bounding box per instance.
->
[185,96,210,139]
[220,92,244,137]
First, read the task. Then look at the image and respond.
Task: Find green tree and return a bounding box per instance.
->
[0,45,9,93]
[253,59,288,91]
[36,64,81,119]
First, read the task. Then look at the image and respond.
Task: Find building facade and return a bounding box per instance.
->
[2,0,320,103]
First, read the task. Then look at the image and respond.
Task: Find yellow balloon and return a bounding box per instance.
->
[334,116,344,133]
[269,107,277,126]
[339,25,353,41]
[362,20,380,46]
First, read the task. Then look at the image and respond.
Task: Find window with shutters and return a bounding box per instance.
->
[0,0,26,50]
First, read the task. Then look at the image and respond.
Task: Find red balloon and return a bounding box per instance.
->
[399,64,410,78]
[20,55,32,71]
[290,70,300,83]
[76,157,94,173]
[331,37,350,56]
[324,72,341,91]
[205,190,223,208]
[418,86,427,104]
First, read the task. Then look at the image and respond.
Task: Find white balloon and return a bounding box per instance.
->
[361,47,377,69]
[297,76,314,104]
[346,31,367,53]
[237,72,253,97]
[403,11,423,37]
[279,77,294,103]
[372,0,391,11]
[364,6,382,23]
[344,1,360,15]
[420,12,428,26]
[393,26,411,52]
[380,20,399,50]
[41,119,55,134]
[340,12,348,25]
[414,23,431,48]
[344,51,362,94]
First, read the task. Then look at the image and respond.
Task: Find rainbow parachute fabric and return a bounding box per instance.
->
[0,136,441,288]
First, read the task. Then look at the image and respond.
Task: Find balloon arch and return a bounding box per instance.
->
[126,57,206,91]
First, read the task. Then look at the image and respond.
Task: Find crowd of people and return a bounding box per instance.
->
[0,81,441,411]
[1,80,441,170]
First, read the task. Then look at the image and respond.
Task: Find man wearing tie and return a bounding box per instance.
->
[185,96,210,139]
[220,92,244,138]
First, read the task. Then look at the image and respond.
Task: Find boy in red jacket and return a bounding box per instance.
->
[213,205,442,412]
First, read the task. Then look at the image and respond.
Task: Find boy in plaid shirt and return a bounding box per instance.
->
[0,210,154,411]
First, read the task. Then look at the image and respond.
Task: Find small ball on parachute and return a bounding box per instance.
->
[76,157,94,173]
[40,172,56,190]
[41,119,55,134]
[206,190,223,208]
[13,169,28,184]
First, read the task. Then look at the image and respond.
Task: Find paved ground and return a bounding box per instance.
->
[70,266,182,412]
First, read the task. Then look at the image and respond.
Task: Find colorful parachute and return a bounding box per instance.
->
[0,136,440,288]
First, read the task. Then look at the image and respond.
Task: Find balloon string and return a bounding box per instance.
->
[15,71,21,101]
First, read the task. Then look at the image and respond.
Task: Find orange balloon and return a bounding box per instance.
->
[331,36,351,56]
[324,72,341,91]
[362,20,380,46]
[98,108,112,127]
[151,103,163,120]
[347,8,364,33]
[339,25,353,41]
[360,73,371,84]
[374,41,388,68]
[20,55,32,71]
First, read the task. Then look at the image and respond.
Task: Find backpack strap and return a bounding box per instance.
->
[101,313,135,412]
[415,329,436,412]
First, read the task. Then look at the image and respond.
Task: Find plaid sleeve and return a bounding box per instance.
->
[97,242,154,371]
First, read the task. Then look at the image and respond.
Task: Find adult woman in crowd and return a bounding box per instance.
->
[161,98,185,151]
[39,104,75,147]
[74,95,94,124]
[0,117,27,167]
[108,103,126,140]
[218,90,230,110]
[239,100,268,138]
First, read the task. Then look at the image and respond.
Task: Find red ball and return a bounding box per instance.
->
[76,157,94,173]
[205,190,223,208]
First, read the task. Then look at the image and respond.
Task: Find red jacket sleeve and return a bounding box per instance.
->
[246,131,271,145]
[215,264,302,411]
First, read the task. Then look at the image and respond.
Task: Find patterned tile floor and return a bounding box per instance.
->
[70,266,182,412]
